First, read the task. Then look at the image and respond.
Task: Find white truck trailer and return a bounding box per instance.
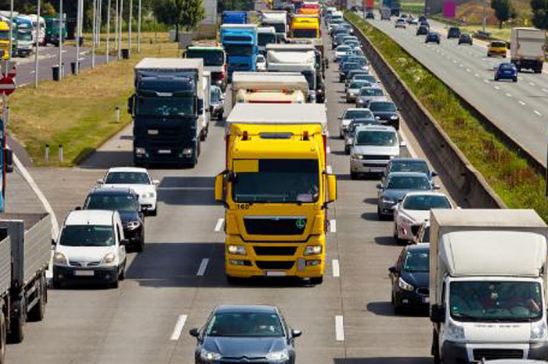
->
[231,71,309,106]
[260,11,288,43]
[429,209,548,364]
[510,28,546,73]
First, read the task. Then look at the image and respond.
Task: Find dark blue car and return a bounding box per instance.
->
[494,62,518,82]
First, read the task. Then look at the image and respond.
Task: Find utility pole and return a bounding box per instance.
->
[114,0,119,59]
[106,0,111,63]
[92,0,97,68]
[128,0,133,52]
[118,0,124,60]
[58,0,63,80]
[8,0,13,62]
[34,0,41,87]
[482,0,487,33]
[97,0,102,46]
[137,0,141,53]
[75,0,82,74]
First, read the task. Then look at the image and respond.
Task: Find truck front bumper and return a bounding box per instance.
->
[134,145,196,165]
[441,341,548,364]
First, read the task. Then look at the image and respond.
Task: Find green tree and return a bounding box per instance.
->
[490,0,517,28]
[153,0,205,40]
[217,0,254,13]
[530,0,548,29]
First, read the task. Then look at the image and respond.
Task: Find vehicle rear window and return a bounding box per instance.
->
[360,88,384,96]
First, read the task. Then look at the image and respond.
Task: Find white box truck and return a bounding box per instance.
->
[429,209,548,364]
[510,27,546,73]
[231,71,309,106]
[261,11,288,43]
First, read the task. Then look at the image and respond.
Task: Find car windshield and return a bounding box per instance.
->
[403,195,451,210]
[349,81,369,89]
[360,88,384,96]
[233,159,319,203]
[390,160,428,174]
[500,63,514,69]
[84,194,140,212]
[370,102,396,112]
[223,44,254,56]
[345,109,373,119]
[450,281,543,322]
[356,130,396,146]
[403,249,429,272]
[356,75,376,83]
[59,225,115,247]
[336,46,350,52]
[386,176,431,190]
[205,312,284,337]
[343,63,360,71]
[105,172,150,184]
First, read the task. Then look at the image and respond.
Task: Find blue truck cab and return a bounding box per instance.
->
[220,24,258,80]
[128,58,208,168]
[222,11,248,24]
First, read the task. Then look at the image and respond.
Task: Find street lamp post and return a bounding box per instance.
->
[34,0,41,87]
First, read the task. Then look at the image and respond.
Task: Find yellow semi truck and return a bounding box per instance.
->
[290,14,320,39]
[215,103,337,284]
[0,20,11,60]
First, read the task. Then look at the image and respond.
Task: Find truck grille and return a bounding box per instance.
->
[244,217,307,235]
[473,349,523,361]
[254,246,297,256]
[255,261,295,270]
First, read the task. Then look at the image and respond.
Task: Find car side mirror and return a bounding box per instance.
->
[96,178,103,184]
[291,329,302,338]
[189,328,200,338]
[388,266,399,274]
[400,141,407,147]
[152,179,160,185]
[433,184,441,190]
[431,171,438,177]
[215,173,227,206]
[430,304,445,323]
[326,174,337,204]
[376,183,383,189]
[51,238,57,246]
[197,99,204,114]
[75,206,82,210]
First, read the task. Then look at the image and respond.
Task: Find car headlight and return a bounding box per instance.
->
[101,252,116,265]
[304,245,322,255]
[135,147,146,155]
[227,245,246,255]
[356,99,365,104]
[200,348,222,361]
[182,148,193,155]
[445,320,465,341]
[126,221,141,230]
[390,115,399,120]
[266,349,289,361]
[53,252,68,266]
[145,192,155,198]
[351,153,363,160]
[382,197,396,204]
[531,320,547,341]
[398,277,414,291]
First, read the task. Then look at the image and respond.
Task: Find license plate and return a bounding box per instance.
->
[366,167,384,172]
[158,149,171,154]
[422,296,429,304]
[266,271,286,277]
[74,270,94,277]
[147,129,159,135]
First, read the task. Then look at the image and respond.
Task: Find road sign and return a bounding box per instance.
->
[0,77,16,96]
[1,61,16,79]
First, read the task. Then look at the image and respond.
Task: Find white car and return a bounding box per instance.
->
[98,167,159,216]
[256,54,267,72]
[393,192,453,243]
[52,209,127,289]
[334,45,351,62]
[339,108,375,138]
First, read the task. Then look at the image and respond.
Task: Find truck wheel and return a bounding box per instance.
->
[28,273,47,322]
[8,300,25,343]
[432,331,441,364]
[350,172,358,180]
[0,311,6,364]
[310,276,323,285]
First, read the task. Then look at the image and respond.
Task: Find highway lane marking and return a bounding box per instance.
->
[534,110,542,117]
[196,258,209,276]
[494,86,500,90]
[332,259,340,277]
[458,64,463,68]
[335,315,345,341]
[326,146,331,154]
[483,79,489,84]
[170,314,188,341]
[452,60,457,64]
[505,93,512,98]
[329,219,337,233]
[466,68,471,72]
[542,88,548,93]
[214,218,225,232]
[326,165,333,174]
[519,100,526,106]
[529,82,536,87]
[474,73,480,78]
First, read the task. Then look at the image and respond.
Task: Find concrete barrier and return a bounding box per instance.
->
[347,15,507,209]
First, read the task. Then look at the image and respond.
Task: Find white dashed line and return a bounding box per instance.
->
[196,258,209,276]
[534,110,542,117]
[170,314,188,341]
[474,73,479,77]
[326,165,333,174]
[494,86,500,90]
[505,93,512,98]
[483,79,489,84]
[214,218,225,232]
[466,68,471,72]
[332,259,340,277]
[542,88,548,93]
[518,100,526,106]
[459,64,463,68]
[529,82,536,87]
[326,146,331,154]
[329,219,337,233]
[335,315,345,341]
[452,60,457,63]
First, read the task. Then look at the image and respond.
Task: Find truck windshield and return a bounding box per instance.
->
[293,29,317,38]
[224,44,254,56]
[59,225,115,247]
[0,31,9,40]
[186,49,224,66]
[232,159,319,203]
[268,23,286,33]
[136,96,194,116]
[258,33,276,46]
[450,281,543,322]
[18,31,32,41]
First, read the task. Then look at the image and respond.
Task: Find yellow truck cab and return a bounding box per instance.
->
[487,40,507,58]
[0,21,11,60]
[215,104,337,284]
[290,15,320,39]
[231,71,309,105]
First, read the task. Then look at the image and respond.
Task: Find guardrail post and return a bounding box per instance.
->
[58,144,64,164]
[115,106,120,122]
[44,144,49,163]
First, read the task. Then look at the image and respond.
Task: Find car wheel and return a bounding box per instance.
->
[494,77,499,81]
[8,300,25,343]
[226,275,241,285]
[377,206,385,220]
[345,147,350,155]
[350,171,358,180]
[52,278,62,289]
[119,262,126,281]
[513,77,518,83]
[149,207,158,216]
[110,278,119,289]
[28,273,47,322]
[432,331,442,364]
[393,303,404,315]
[310,276,323,285]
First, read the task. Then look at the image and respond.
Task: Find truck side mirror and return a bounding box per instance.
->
[214,173,225,203]
[430,304,445,323]
[127,94,135,114]
[4,148,13,173]
[326,174,337,204]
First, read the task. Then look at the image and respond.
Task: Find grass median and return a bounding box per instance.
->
[346,11,548,222]
[9,33,179,167]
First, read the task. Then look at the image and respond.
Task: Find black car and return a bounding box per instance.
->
[339,62,362,82]
[383,157,437,182]
[365,11,375,19]
[425,32,440,44]
[190,305,301,364]
[83,187,145,252]
[389,243,430,314]
[369,100,400,130]
[458,33,473,45]
[416,25,429,36]
[447,26,461,39]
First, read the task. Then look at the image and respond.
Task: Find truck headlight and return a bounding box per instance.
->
[445,320,465,341]
[351,153,363,160]
[531,320,547,341]
[182,148,193,155]
[53,252,68,266]
[101,252,116,265]
[135,147,146,155]
[398,277,414,291]
[266,349,289,361]
[304,245,322,255]
[227,245,246,255]
[126,221,141,230]
[200,348,222,361]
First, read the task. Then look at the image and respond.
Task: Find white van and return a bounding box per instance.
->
[52,210,127,289]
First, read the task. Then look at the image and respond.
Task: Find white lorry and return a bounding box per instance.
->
[429,209,548,364]
[257,26,277,53]
[231,71,309,106]
[261,11,288,43]
[510,28,546,73]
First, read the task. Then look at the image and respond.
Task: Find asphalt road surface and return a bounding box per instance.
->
[364,12,548,167]
[4,30,450,364]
